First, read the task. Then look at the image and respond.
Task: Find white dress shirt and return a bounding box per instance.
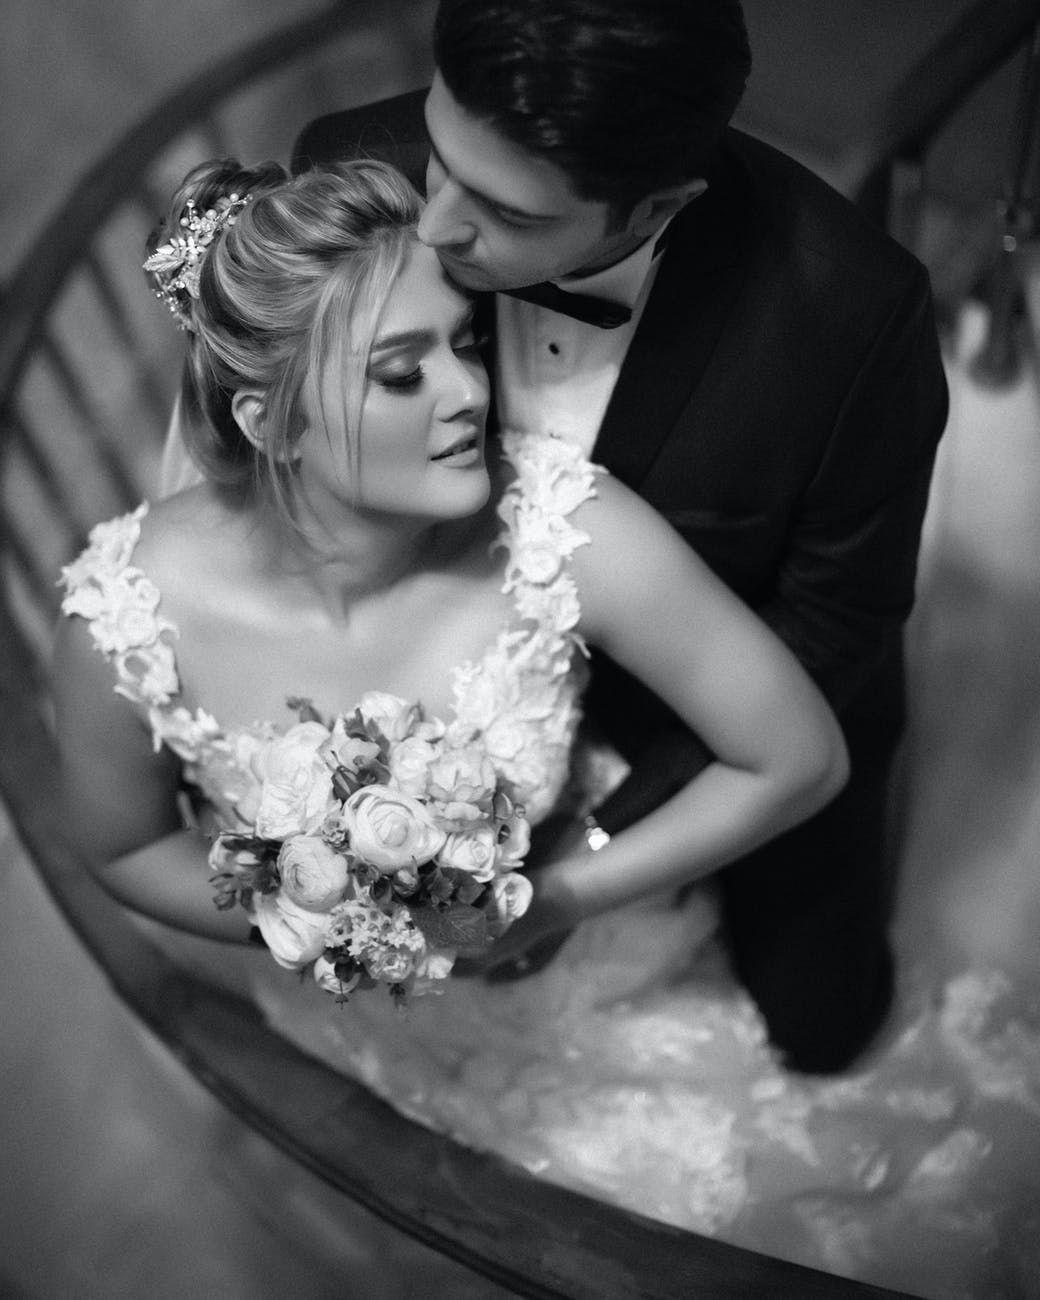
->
[494,226,670,459]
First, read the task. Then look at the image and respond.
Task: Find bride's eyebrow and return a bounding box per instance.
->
[370,306,475,355]
[370,328,433,355]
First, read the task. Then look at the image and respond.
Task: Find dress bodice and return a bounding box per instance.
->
[60,432,601,827]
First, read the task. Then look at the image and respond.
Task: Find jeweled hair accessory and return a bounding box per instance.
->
[143,192,249,331]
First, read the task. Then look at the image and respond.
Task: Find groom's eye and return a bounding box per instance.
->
[490,206,542,229]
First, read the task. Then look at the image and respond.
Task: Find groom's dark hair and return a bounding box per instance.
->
[433,0,751,215]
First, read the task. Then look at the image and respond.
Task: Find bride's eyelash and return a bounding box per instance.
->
[379,367,423,393]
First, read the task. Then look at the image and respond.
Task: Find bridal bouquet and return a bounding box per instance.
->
[208,692,533,1004]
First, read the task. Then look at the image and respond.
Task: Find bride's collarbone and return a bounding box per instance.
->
[165,537,511,727]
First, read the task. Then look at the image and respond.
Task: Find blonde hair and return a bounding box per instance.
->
[149,158,422,520]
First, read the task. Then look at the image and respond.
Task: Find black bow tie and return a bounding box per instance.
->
[503,280,632,329]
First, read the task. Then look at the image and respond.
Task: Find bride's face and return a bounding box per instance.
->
[300,242,490,523]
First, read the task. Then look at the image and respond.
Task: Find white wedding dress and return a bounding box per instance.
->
[61,432,1040,1298]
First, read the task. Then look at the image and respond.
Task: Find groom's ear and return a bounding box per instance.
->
[231,389,270,453]
[625,177,708,238]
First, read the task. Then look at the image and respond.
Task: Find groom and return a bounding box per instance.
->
[293,0,948,1073]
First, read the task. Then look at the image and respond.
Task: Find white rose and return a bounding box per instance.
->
[253,721,335,839]
[491,871,533,926]
[252,891,329,970]
[345,785,446,872]
[278,835,351,911]
[438,826,498,882]
[312,953,362,997]
[357,691,420,742]
[388,734,440,797]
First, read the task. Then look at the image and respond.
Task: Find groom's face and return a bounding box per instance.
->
[418,73,642,291]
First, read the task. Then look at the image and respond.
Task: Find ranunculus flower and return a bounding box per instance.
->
[252,891,328,970]
[345,785,446,872]
[388,734,440,797]
[491,871,534,926]
[312,953,362,997]
[356,691,420,742]
[438,825,498,881]
[253,721,334,839]
[427,745,497,808]
[278,835,350,910]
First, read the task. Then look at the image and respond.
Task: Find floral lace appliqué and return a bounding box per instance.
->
[450,432,602,820]
[59,504,179,714]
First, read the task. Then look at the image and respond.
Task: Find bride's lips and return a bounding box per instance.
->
[430,429,483,466]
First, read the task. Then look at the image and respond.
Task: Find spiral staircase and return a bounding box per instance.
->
[1,2,1036,1295]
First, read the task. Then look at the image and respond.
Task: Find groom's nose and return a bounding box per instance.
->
[419,173,477,250]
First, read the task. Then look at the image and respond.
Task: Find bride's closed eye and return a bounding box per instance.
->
[373,323,487,395]
[377,366,425,393]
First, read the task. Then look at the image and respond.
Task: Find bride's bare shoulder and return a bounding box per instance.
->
[134,484,253,594]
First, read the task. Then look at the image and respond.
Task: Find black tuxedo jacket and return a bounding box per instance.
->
[294,93,949,832]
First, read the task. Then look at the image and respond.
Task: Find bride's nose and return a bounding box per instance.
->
[436,349,489,418]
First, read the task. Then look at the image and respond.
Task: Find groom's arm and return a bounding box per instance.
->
[591,263,948,838]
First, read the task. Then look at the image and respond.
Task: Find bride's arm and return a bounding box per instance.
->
[487,474,849,959]
[51,616,252,941]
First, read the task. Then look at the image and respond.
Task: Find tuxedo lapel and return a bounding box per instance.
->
[593,146,749,489]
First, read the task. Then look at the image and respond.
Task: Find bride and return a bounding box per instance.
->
[52,156,855,1252]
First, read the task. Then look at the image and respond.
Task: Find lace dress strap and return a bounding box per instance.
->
[449,432,603,822]
[59,504,179,708]
[58,503,226,765]
[495,429,601,654]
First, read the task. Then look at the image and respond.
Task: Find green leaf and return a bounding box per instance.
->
[410,903,489,950]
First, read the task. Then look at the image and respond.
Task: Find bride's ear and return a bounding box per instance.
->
[231,389,268,453]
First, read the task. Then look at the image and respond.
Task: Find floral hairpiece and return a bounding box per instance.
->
[143,192,249,331]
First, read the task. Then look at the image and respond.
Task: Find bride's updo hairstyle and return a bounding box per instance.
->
[145,157,422,515]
